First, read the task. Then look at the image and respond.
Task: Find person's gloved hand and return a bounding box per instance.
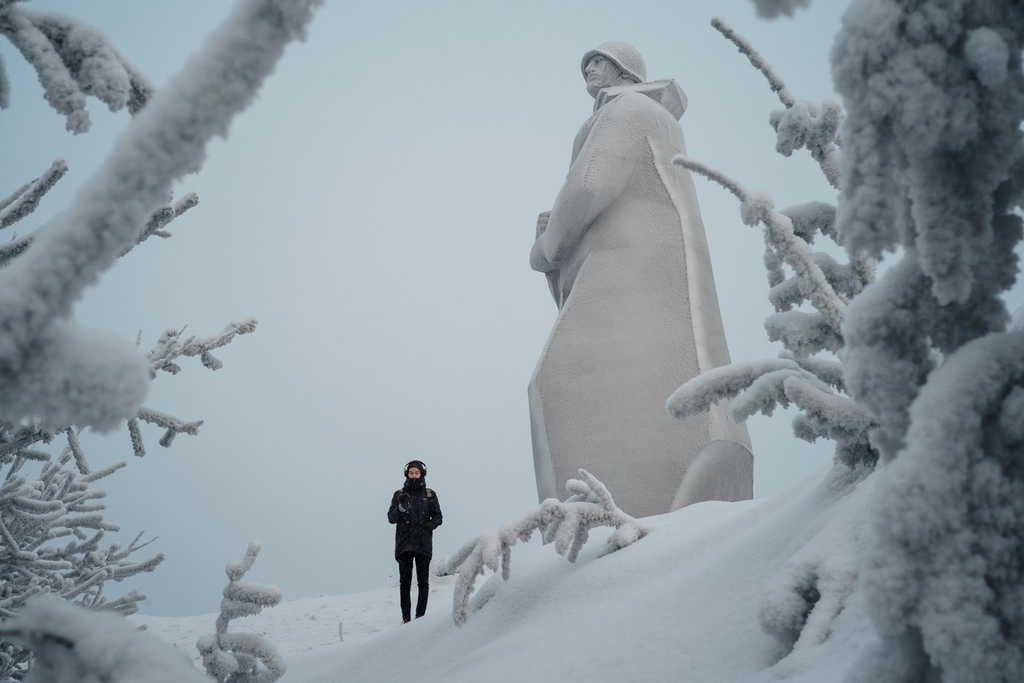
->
[397,492,410,512]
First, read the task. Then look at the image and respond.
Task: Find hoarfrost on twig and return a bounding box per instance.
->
[197,542,286,683]
[438,469,648,626]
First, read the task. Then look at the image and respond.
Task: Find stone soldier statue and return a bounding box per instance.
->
[528,41,753,518]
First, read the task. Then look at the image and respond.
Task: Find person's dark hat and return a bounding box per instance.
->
[405,460,427,477]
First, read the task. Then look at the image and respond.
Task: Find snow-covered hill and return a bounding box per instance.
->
[133,463,878,682]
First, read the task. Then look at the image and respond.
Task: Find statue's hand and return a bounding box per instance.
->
[530,235,556,272]
[536,211,551,239]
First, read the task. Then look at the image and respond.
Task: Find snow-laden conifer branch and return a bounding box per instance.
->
[728,369,831,422]
[778,351,845,391]
[0,5,153,132]
[763,236,786,288]
[0,158,67,230]
[712,17,842,189]
[135,407,202,450]
[63,427,88,475]
[0,0,318,431]
[0,7,89,132]
[769,252,861,312]
[115,318,254,457]
[438,470,648,626]
[0,444,163,679]
[10,315,254,460]
[765,311,843,356]
[780,378,874,443]
[0,181,28,215]
[0,223,44,267]
[127,418,144,458]
[24,9,153,113]
[781,201,836,244]
[0,170,196,268]
[148,318,258,378]
[667,27,881,470]
[182,318,258,371]
[711,16,794,107]
[675,155,848,338]
[667,358,819,420]
[3,596,210,683]
[672,156,749,208]
[197,542,286,683]
[128,192,200,253]
[769,100,842,190]
[0,423,51,462]
[679,362,875,468]
[776,377,876,466]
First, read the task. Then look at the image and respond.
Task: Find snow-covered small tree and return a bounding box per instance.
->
[438,469,648,626]
[197,542,285,683]
[667,17,878,469]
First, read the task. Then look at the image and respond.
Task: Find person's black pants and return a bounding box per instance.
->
[397,552,430,621]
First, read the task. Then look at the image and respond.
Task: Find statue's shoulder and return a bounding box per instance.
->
[596,80,687,121]
[595,92,671,135]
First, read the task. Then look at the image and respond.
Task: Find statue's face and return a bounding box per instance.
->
[584,55,623,97]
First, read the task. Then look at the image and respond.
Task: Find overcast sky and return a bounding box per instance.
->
[4,1,1021,617]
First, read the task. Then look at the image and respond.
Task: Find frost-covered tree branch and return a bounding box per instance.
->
[674,156,848,336]
[667,359,874,467]
[712,16,842,189]
[148,318,258,378]
[128,192,199,252]
[1,596,209,683]
[0,158,66,231]
[712,15,794,106]
[0,177,200,268]
[197,542,285,683]
[0,0,321,431]
[665,21,879,470]
[125,318,257,456]
[133,407,203,452]
[0,4,153,132]
[438,470,648,626]
[667,358,822,419]
[0,436,163,680]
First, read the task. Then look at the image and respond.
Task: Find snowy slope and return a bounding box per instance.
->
[134,463,879,683]
[130,578,454,660]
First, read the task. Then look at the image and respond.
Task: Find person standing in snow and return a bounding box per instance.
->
[387,460,443,623]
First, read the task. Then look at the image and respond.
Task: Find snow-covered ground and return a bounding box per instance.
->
[130,462,878,682]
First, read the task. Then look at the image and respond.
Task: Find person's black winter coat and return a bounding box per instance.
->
[388,479,442,559]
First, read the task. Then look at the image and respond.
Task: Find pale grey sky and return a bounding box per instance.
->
[5,1,1003,618]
